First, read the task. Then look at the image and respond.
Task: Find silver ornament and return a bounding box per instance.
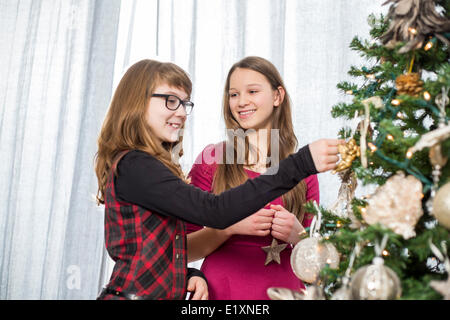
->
[432,182,450,230]
[350,257,402,300]
[267,287,304,300]
[267,285,325,300]
[291,237,340,284]
[331,277,353,300]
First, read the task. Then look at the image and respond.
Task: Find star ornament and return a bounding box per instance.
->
[430,276,450,300]
[262,238,287,266]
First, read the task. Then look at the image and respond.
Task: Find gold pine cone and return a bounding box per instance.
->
[395,73,424,97]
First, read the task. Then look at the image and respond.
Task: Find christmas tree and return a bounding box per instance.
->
[269,0,450,300]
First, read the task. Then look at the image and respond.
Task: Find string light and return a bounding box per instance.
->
[423,91,431,101]
[424,41,433,51]
[397,112,405,119]
[346,90,354,95]
[360,207,367,214]
[368,142,377,153]
[382,250,389,257]
[408,27,418,35]
[336,221,343,228]
[406,149,414,159]
[366,74,376,80]
[387,134,394,141]
[391,99,401,106]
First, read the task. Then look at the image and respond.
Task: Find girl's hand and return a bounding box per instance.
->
[270,204,305,245]
[308,139,344,172]
[187,276,208,300]
[225,208,274,237]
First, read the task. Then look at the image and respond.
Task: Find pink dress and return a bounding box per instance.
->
[186,144,320,300]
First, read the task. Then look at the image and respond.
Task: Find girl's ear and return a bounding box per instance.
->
[274,86,285,107]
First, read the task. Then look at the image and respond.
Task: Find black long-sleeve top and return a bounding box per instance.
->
[115,145,318,229]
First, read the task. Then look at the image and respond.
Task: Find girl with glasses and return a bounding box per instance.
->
[186,56,322,299]
[95,59,341,300]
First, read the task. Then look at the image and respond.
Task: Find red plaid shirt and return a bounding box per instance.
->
[100,151,187,300]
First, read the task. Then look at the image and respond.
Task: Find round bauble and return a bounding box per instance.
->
[331,285,353,300]
[350,257,401,300]
[432,182,450,229]
[291,237,340,283]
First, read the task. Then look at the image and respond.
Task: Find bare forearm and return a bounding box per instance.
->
[187,227,231,263]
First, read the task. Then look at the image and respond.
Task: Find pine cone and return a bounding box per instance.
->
[395,72,424,96]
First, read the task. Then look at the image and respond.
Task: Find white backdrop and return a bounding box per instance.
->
[0,0,385,299]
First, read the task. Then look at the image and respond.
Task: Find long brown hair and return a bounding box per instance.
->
[213,56,307,221]
[95,59,192,205]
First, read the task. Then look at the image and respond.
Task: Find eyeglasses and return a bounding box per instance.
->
[152,94,194,115]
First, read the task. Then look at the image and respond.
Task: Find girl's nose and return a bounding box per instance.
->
[239,94,249,107]
[175,104,187,118]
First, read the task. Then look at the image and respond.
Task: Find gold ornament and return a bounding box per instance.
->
[395,72,423,96]
[429,143,449,168]
[332,138,361,174]
[432,182,450,229]
[350,257,402,300]
[363,171,423,239]
[290,237,340,284]
[261,238,287,266]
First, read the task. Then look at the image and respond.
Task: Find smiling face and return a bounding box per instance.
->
[146,83,188,144]
[228,68,284,131]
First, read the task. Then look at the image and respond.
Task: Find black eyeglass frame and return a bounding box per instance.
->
[151,94,194,115]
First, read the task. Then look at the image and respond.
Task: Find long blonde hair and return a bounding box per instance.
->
[95,59,192,205]
[213,56,307,221]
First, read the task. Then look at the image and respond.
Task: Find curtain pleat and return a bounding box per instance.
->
[0,0,121,300]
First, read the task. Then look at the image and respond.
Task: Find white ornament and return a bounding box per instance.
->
[363,171,423,239]
[432,182,450,230]
[350,257,402,300]
[290,237,340,284]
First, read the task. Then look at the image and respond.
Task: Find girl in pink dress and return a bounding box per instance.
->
[186,56,320,300]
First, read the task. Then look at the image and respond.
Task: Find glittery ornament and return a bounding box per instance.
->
[261,238,287,266]
[395,73,423,96]
[266,287,304,300]
[331,276,353,300]
[332,138,361,174]
[429,144,448,167]
[350,257,402,300]
[267,285,325,300]
[331,284,353,300]
[299,284,326,300]
[329,169,361,228]
[362,171,423,239]
[290,237,340,284]
[432,182,450,229]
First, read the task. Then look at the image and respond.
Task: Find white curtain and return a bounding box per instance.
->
[0,0,121,299]
[116,0,385,205]
[0,0,386,299]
